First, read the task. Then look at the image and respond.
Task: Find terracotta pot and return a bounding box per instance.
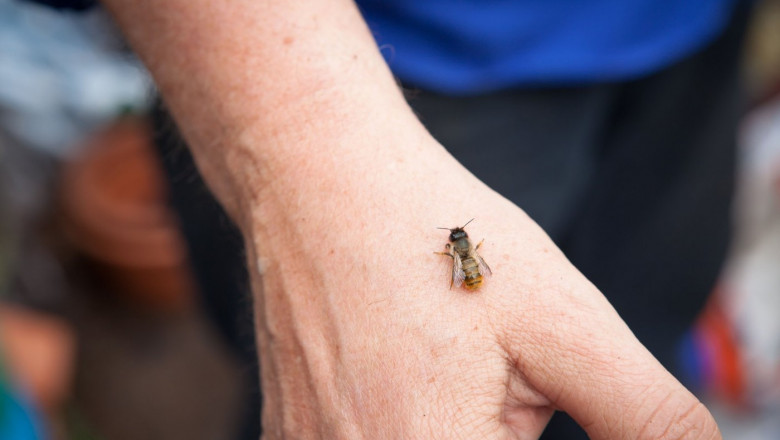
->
[60,118,194,312]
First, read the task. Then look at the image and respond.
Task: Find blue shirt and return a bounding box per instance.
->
[358,0,737,94]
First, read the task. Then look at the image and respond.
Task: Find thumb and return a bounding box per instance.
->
[500,279,721,440]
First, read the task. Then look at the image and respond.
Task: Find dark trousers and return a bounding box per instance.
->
[154,4,746,438]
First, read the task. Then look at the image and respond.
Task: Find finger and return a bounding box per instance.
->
[501,377,556,440]
[499,277,721,440]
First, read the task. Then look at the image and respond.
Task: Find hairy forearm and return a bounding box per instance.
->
[102,0,430,227]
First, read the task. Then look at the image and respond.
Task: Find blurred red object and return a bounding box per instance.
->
[695,294,747,406]
[0,304,75,413]
[59,118,195,313]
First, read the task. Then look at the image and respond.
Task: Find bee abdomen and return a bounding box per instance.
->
[464,276,483,290]
[462,257,483,290]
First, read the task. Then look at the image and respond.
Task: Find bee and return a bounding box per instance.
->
[435,219,492,291]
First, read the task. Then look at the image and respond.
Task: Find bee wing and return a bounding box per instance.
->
[474,250,492,278]
[452,252,466,288]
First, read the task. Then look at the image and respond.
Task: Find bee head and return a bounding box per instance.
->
[448,228,468,242]
[437,218,474,242]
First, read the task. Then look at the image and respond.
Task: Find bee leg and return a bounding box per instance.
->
[476,239,485,250]
[433,245,456,289]
[434,243,454,258]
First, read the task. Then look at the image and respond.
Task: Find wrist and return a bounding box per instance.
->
[217,84,423,227]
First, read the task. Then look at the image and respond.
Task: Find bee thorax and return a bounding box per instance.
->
[452,238,471,253]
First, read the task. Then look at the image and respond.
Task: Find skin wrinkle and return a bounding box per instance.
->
[622,375,671,431]
[638,389,681,439]
[506,314,595,415]
[584,359,681,439]
[658,401,715,440]
[502,364,551,411]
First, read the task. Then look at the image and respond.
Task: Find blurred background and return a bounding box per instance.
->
[0,0,779,439]
[0,2,252,439]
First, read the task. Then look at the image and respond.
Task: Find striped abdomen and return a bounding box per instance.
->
[461,255,483,290]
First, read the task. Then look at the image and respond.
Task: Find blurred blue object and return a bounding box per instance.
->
[359,0,738,94]
[0,357,46,440]
[0,0,151,157]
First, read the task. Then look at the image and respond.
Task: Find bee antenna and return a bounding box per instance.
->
[461,218,475,228]
[436,226,451,230]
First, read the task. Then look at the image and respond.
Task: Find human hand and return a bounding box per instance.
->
[240,127,721,440]
[99,1,722,437]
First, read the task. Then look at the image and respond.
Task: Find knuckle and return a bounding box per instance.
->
[640,399,721,440]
